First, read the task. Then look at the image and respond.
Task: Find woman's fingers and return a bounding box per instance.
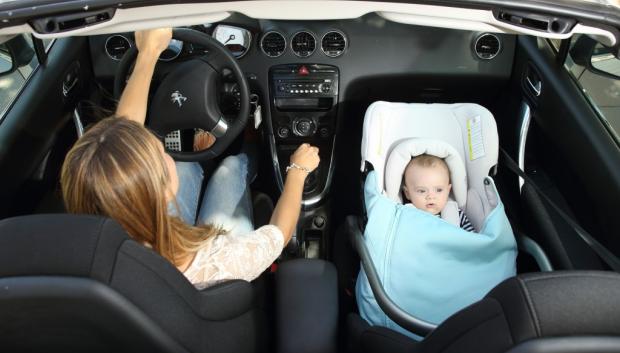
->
[290,144,320,173]
[193,131,216,151]
[135,28,172,56]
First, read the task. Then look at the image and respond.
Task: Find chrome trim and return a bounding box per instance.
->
[526,76,542,96]
[212,24,252,59]
[260,31,286,58]
[518,101,531,192]
[290,30,317,58]
[73,106,85,138]
[210,117,228,138]
[104,34,131,61]
[268,133,336,208]
[320,30,347,58]
[474,33,501,60]
[268,132,286,191]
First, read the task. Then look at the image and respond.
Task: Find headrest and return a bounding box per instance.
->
[486,271,620,339]
[0,214,128,281]
[385,138,468,207]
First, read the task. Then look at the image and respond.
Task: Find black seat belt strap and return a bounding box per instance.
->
[500,147,620,272]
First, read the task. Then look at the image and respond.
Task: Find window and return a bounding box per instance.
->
[565,34,620,142]
[548,38,562,52]
[0,35,51,119]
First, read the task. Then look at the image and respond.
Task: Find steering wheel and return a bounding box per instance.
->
[114,28,251,161]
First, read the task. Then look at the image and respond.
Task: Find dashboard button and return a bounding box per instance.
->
[277,126,291,138]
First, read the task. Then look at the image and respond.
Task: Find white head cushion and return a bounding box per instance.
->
[385,138,468,207]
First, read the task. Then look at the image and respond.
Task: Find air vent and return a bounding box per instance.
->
[261,31,286,58]
[321,31,346,57]
[291,31,316,58]
[496,10,576,34]
[105,35,131,61]
[30,9,115,34]
[474,33,501,60]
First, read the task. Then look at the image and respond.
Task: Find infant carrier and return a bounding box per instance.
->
[355,102,518,339]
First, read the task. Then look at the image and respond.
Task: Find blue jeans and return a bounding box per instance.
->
[171,153,256,235]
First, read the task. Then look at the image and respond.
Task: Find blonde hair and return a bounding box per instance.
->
[61,118,221,266]
[408,154,450,178]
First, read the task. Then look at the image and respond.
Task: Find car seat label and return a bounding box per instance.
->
[467,116,485,161]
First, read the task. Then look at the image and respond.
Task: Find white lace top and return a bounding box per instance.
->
[183,224,284,289]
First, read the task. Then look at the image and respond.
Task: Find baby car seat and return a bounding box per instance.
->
[355,101,518,338]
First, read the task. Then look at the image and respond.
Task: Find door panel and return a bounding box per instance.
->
[506,35,620,269]
[0,37,92,218]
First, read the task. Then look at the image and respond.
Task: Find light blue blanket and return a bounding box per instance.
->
[356,171,517,339]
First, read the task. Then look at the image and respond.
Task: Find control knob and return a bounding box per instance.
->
[293,118,316,137]
[277,126,291,138]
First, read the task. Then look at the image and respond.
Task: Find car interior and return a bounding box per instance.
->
[0,1,620,352]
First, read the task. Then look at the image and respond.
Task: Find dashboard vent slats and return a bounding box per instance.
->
[291,31,316,58]
[474,33,501,60]
[261,31,286,58]
[321,31,346,57]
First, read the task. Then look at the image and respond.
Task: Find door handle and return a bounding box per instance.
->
[62,61,80,97]
[526,76,542,96]
[62,75,78,97]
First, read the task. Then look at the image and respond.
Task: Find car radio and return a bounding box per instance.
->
[271,64,339,100]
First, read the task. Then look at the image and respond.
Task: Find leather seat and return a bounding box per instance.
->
[348,271,620,353]
[0,214,268,353]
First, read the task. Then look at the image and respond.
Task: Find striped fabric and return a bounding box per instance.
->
[459,209,475,232]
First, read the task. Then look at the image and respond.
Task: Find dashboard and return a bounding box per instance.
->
[100,23,347,64]
[87,13,517,207]
[88,13,517,123]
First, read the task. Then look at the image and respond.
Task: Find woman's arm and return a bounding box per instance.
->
[116,28,172,124]
[270,144,320,244]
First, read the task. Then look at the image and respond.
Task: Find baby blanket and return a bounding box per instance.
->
[356,171,517,339]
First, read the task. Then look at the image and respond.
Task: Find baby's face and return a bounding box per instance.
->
[403,164,451,215]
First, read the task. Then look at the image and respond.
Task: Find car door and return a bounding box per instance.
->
[0,35,93,219]
[501,33,620,270]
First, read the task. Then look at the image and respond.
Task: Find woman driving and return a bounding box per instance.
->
[60,28,320,289]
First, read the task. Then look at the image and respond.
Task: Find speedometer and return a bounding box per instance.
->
[212,24,252,59]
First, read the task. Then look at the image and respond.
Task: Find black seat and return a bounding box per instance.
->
[0,214,268,353]
[348,271,620,353]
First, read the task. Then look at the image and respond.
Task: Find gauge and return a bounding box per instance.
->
[212,24,252,59]
[159,39,183,62]
[105,34,131,61]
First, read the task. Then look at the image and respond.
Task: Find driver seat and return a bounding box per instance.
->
[0,214,268,353]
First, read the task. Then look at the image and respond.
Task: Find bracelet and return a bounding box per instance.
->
[286,163,310,174]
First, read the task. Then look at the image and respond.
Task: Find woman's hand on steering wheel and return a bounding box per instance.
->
[135,28,172,57]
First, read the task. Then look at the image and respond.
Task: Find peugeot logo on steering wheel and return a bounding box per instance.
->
[171,90,188,107]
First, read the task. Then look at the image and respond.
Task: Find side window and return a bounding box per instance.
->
[564,34,620,141]
[0,35,52,119]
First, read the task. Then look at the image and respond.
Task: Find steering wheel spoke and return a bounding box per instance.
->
[198,49,230,75]
[210,117,229,138]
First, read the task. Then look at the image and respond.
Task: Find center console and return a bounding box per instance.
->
[267,64,339,257]
[268,64,338,204]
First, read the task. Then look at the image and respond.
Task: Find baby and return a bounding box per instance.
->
[402,154,474,231]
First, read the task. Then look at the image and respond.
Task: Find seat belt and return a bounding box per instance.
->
[499,147,620,272]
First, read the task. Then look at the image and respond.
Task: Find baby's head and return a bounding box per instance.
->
[402,154,452,215]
